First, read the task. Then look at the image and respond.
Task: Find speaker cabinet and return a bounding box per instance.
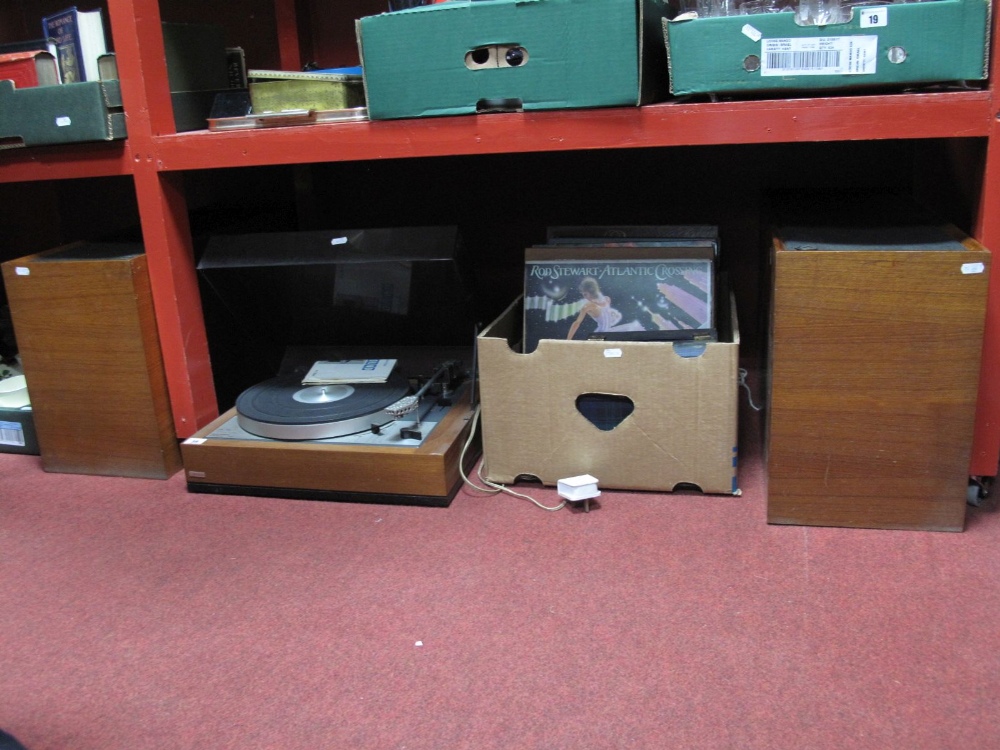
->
[2,242,182,478]
[766,226,990,531]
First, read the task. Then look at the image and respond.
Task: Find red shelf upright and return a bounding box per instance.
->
[107,0,218,435]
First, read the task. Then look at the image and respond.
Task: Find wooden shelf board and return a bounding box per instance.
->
[151,90,994,172]
[0,142,132,184]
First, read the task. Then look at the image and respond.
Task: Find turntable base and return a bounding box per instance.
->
[180,395,480,507]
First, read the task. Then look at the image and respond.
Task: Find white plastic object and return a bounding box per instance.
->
[0,375,30,409]
[557,474,601,502]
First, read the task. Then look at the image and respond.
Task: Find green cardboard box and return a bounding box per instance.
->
[664,0,989,96]
[357,0,670,120]
[0,79,125,149]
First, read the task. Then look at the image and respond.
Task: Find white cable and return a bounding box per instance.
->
[738,367,762,412]
[457,405,499,494]
[459,404,566,512]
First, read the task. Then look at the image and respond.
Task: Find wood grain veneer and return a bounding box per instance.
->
[2,242,182,478]
[766,230,990,531]
[181,397,478,505]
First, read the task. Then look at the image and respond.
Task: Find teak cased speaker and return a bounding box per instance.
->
[2,242,182,479]
[766,225,990,531]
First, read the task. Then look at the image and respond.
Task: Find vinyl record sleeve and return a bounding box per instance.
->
[522,245,716,353]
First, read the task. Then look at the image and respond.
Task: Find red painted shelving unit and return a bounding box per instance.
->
[2,0,999,477]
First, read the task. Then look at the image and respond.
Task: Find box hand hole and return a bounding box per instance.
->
[576,394,634,432]
[465,46,495,70]
[476,98,523,113]
[498,45,528,68]
[465,45,528,70]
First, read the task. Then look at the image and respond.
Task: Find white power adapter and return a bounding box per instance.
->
[557,474,601,512]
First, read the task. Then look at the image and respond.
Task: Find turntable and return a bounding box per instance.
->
[180,347,480,506]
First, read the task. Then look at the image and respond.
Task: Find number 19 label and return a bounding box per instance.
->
[860,7,888,28]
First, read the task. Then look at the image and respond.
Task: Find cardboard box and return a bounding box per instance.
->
[664,0,989,96]
[0,79,125,149]
[477,293,740,494]
[356,0,669,120]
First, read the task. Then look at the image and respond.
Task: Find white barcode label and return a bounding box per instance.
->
[761,36,878,76]
[0,421,26,447]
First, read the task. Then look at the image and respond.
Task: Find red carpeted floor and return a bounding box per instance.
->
[1,413,999,750]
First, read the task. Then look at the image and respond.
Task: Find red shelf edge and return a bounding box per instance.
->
[149,90,995,173]
[1,91,991,181]
[0,142,133,184]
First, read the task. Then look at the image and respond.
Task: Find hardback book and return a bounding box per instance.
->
[96,51,117,81]
[0,50,60,89]
[523,244,717,353]
[41,6,107,83]
[0,37,58,60]
[226,47,248,89]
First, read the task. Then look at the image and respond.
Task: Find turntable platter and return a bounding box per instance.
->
[236,370,411,440]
